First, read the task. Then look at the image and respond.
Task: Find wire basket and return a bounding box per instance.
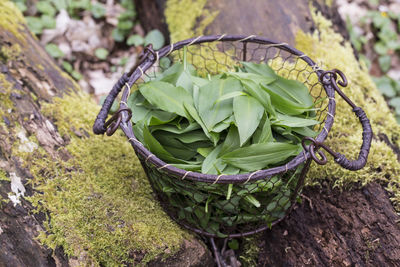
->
[93,35,372,240]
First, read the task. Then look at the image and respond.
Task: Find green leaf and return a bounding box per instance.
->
[252,115,273,144]
[147,110,177,126]
[45,43,64,58]
[197,147,213,157]
[389,97,400,110]
[126,34,144,46]
[94,48,109,60]
[226,72,276,86]
[219,125,240,156]
[71,70,82,80]
[273,113,320,127]
[90,3,106,18]
[40,15,56,29]
[373,76,396,97]
[144,29,165,50]
[292,126,319,137]
[244,195,261,208]
[51,0,68,11]
[216,91,247,103]
[202,145,226,174]
[61,61,73,73]
[233,95,264,146]
[151,122,201,134]
[143,125,186,163]
[212,115,234,133]
[374,42,388,55]
[111,28,125,42]
[14,1,27,12]
[378,55,391,73]
[26,16,44,35]
[261,84,313,115]
[241,61,277,78]
[265,76,313,107]
[139,81,193,118]
[117,20,134,31]
[221,143,301,172]
[198,77,242,131]
[160,57,172,69]
[239,79,276,117]
[36,1,56,16]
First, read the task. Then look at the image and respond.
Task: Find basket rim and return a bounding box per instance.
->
[118,34,336,183]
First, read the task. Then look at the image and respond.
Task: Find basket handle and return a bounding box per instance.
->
[93,73,129,135]
[303,69,372,171]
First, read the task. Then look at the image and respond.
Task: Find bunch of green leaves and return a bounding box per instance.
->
[346,9,400,73]
[126,49,320,234]
[374,75,400,123]
[148,169,300,237]
[128,58,319,173]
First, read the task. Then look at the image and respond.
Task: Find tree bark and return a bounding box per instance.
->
[134,0,349,47]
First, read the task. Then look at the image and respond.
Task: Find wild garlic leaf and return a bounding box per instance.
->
[241,61,278,79]
[147,110,177,126]
[198,77,243,131]
[252,115,273,144]
[239,79,276,117]
[226,72,276,85]
[150,121,201,134]
[292,126,319,137]
[143,125,187,163]
[127,91,152,123]
[266,76,314,107]
[272,113,320,128]
[261,83,314,115]
[219,125,240,156]
[140,81,193,118]
[221,143,302,172]
[216,91,247,103]
[233,95,264,146]
[202,145,227,175]
[212,115,235,133]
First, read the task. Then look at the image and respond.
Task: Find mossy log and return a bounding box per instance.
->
[0,1,213,266]
[133,0,400,266]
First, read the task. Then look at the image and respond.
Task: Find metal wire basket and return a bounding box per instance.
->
[93,35,372,264]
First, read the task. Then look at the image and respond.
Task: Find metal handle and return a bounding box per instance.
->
[334,106,372,170]
[93,73,129,135]
[303,69,373,171]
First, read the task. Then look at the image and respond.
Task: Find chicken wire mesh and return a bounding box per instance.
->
[123,38,329,237]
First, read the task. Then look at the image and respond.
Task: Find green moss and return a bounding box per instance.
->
[0,169,9,182]
[19,93,187,265]
[0,73,15,119]
[239,235,261,267]
[295,10,400,209]
[165,0,218,43]
[0,1,26,42]
[0,43,21,62]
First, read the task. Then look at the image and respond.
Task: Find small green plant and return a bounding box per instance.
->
[346,6,400,124]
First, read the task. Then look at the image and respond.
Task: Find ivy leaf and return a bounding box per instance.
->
[36,1,56,16]
[144,29,165,50]
[45,43,64,58]
[94,48,109,60]
[378,55,391,73]
[373,76,396,97]
[111,28,125,42]
[127,34,144,46]
[91,3,106,19]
